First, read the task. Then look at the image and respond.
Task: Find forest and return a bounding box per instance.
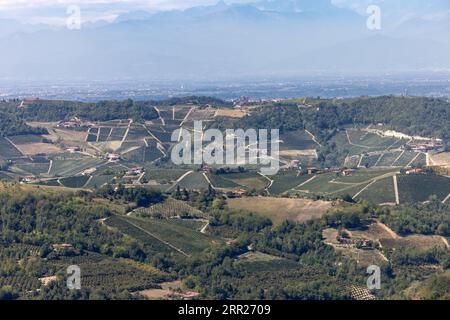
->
[0,182,448,300]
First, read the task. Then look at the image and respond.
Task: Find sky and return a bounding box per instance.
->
[1,0,449,25]
[0,0,350,24]
[0,0,449,80]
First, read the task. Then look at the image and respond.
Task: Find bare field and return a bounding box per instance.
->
[137,280,199,300]
[16,143,62,155]
[214,109,248,118]
[227,197,334,224]
[429,152,450,167]
[279,149,317,157]
[323,222,448,267]
[381,235,449,251]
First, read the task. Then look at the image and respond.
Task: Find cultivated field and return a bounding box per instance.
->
[227,197,334,224]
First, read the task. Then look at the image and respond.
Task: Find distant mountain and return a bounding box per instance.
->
[0,0,448,80]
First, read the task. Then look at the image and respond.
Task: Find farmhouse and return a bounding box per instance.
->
[22,176,38,183]
[405,168,425,175]
[106,153,121,162]
[81,167,97,176]
[341,169,356,176]
[307,167,319,174]
[66,146,81,153]
[126,167,145,176]
[405,142,443,152]
[280,160,301,171]
[57,117,93,129]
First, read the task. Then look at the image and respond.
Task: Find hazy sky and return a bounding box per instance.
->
[0,0,448,25]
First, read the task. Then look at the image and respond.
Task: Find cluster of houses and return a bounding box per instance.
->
[125,167,145,176]
[105,153,121,162]
[404,142,444,152]
[81,167,97,176]
[22,176,38,184]
[66,146,81,153]
[57,117,93,129]
[405,168,425,175]
[281,164,357,177]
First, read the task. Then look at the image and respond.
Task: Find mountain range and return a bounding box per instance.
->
[0,0,449,81]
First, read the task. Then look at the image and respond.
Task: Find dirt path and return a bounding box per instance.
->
[166,170,193,192]
[200,221,209,234]
[391,150,405,166]
[393,175,400,205]
[376,222,400,239]
[442,193,450,204]
[406,152,421,167]
[305,129,322,147]
[153,106,166,126]
[143,126,160,143]
[180,107,195,127]
[440,237,450,249]
[258,172,274,194]
[202,172,214,189]
[293,175,317,190]
[373,153,384,167]
[352,180,376,199]
[121,119,132,143]
[4,137,24,156]
[47,160,53,174]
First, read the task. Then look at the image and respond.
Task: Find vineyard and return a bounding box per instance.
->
[106,215,221,256]
[71,259,171,292]
[134,198,206,219]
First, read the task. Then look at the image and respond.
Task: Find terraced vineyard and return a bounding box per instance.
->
[106,215,221,256]
[397,174,450,203]
[49,158,104,177]
[268,171,313,195]
[0,137,23,158]
[59,175,90,188]
[176,171,210,190]
[134,198,206,219]
[355,177,396,204]
[376,152,402,167]
[280,130,319,150]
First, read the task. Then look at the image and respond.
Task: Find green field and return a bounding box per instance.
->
[106,215,220,256]
[294,173,337,193]
[268,171,314,195]
[221,172,269,191]
[393,151,419,166]
[0,137,23,158]
[134,198,206,219]
[280,130,318,150]
[177,172,210,190]
[59,175,90,188]
[84,174,115,188]
[356,177,396,204]
[207,173,241,189]
[398,174,450,203]
[144,168,189,183]
[360,154,382,168]
[8,134,44,144]
[333,168,397,184]
[376,152,402,167]
[0,171,13,180]
[49,158,104,177]
[15,162,50,176]
[410,153,427,167]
